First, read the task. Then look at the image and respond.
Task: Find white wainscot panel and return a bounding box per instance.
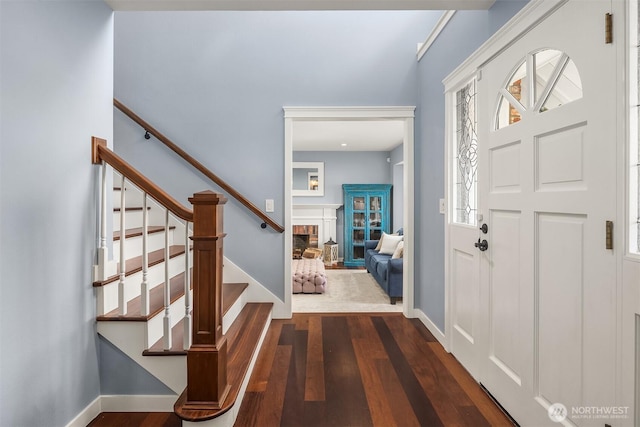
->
[490,141,521,193]
[489,210,522,385]
[453,249,475,343]
[536,213,585,414]
[536,124,587,191]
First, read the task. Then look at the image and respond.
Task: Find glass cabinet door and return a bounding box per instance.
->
[343,185,392,267]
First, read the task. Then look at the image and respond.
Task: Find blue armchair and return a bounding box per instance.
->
[364,239,403,304]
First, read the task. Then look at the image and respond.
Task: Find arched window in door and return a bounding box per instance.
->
[495,49,583,130]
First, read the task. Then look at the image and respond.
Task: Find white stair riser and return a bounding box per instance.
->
[222,289,246,335]
[96,253,188,315]
[97,322,186,393]
[113,228,175,261]
[145,291,192,349]
[113,209,169,231]
[112,188,146,209]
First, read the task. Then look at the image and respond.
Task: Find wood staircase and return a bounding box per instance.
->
[92,138,273,425]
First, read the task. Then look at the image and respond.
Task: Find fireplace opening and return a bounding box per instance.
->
[293,225,318,259]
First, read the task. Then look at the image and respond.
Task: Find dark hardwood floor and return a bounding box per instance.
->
[235,313,514,427]
[89,313,513,427]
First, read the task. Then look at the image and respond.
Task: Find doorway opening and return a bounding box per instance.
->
[283,106,415,317]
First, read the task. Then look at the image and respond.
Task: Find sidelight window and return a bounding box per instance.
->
[453,79,478,226]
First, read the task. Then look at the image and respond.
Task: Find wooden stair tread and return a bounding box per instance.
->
[174,303,273,421]
[140,283,249,355]
[114,225,176,241]
[93,245,188,287]
[97,270,192,321]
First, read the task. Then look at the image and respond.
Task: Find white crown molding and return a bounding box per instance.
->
[417,10,456,61]
[443,0,569,92]
[283,106,415,119]
[105,0,495,12]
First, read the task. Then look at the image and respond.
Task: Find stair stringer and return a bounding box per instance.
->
[222,256,286,319]
[97,321,186,394]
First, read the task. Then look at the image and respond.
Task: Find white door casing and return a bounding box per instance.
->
[476,1,619,425]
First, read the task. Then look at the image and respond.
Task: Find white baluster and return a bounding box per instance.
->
[183,222,192,350]
[163,209,172,350]
[118,175,127,315]
[140,193,149,316]
[96,162,108,281]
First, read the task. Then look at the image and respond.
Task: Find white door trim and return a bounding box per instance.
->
[283,106,416,318]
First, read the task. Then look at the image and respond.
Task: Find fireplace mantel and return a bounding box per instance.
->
[292,204,342,252]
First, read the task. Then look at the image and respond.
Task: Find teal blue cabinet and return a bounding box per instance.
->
[343,184,392,267]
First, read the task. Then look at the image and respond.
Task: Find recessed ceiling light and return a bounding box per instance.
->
[341,143,347,147]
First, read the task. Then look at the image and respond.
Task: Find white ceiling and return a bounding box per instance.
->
[105,0,495,11]
[292,119,405,151]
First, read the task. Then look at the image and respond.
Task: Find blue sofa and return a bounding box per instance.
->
[364,239,403,304]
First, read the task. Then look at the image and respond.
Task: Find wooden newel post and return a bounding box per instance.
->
[184,190,230,409]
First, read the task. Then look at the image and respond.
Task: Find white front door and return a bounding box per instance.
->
[476,1,619,425]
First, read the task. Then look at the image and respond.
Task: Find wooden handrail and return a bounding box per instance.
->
[113,99,285,233]
[92,137,193,222]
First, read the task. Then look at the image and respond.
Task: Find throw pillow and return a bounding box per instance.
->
[391,241,404,259]
[375,232,398,251]
[379,234,403,255]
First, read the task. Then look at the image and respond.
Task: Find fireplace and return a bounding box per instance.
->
[293,225,318,259]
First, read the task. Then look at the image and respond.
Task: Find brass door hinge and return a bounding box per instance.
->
[605,13,613,44]
[606,220,613,250]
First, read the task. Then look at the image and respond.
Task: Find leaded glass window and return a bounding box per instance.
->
[454,79,478,225]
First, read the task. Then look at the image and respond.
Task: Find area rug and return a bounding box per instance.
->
[292,269,403,313]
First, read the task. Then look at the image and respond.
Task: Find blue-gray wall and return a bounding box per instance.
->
[114,11,441,299]
[415,0,529,331]
[0,1,114,425]
[293,150,393,256]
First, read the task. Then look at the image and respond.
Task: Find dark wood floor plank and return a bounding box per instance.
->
[428,342,514,426]
[280,327,308,427]
[246,320,284,393]
[234,391,264,427]
[88,412,181,427]
[304,315,325,401]
[375,358,423,427]
[371,316,444,427]
[351,338,399,427]
[322,316,373,427]
[347,315,387,359]
[253,344,292,427]
[383,315,480,426]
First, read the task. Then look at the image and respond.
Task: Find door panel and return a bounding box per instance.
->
[537,213,585,413]
[488,210,522,386]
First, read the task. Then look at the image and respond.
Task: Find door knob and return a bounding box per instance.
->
[475,238,488,251]
[480,223,488,234]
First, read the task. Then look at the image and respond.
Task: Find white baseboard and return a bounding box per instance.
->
[66,397,101,427]
[414,308,448,351]
[66,395,177,427]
